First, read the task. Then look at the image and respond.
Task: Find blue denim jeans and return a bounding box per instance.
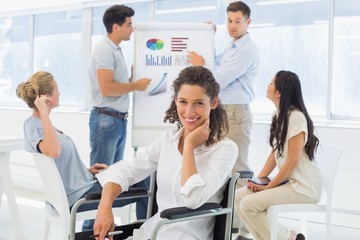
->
[88,107,149,229]
[80,177,150,232]
[89,107,128,166]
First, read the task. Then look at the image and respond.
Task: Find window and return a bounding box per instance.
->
[34,10,82,106]
[155,0,220,23]
[0,0,359,122]
[332,1,360,119]
[240,1,330,116]
[0,15,32,106]
[156,0,330,117]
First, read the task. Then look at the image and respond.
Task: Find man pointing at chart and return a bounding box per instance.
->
[86,4,151,231]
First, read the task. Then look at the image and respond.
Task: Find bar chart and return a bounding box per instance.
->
[145,54,172,66]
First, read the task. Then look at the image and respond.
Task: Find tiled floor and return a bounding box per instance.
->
[1,187,360,240]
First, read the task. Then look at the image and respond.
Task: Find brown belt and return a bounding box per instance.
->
[93,107,128,120]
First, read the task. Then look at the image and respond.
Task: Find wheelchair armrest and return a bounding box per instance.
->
[85,187,148,200]
[237,170,254,178]
[160,203,223,220]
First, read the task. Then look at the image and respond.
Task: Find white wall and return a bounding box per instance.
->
[1,108,360,228]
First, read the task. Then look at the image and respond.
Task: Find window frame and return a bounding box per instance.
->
[0,0,359,124]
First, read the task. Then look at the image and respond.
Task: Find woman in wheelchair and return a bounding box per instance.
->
[16,71,147,230]
[93,66,238,239]
[235,71,321,240]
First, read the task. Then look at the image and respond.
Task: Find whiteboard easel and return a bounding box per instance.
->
[132,22,215,147]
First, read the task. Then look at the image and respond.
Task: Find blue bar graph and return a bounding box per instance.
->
[146,54,172,66]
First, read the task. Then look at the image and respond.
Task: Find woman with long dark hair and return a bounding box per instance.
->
[234,70,321,240]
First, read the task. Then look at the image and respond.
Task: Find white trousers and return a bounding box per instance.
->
[235,184,317,240]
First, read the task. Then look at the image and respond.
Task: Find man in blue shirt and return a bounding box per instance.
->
[188,2,260,239]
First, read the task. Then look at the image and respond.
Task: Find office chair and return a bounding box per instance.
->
[150,170,254,240]
[267,143,343,240]
[32,153,149,240]
[74,170,254,240]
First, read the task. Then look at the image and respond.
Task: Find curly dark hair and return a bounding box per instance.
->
[269,70,319,160]
[163,66,229,146]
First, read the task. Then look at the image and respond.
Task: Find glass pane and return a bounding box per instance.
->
[0,15,32,106]
[215,1,330,117]
[34,10,82,106]
[332,0,360,119]
[156,0,329,116]
[155,0,220,23]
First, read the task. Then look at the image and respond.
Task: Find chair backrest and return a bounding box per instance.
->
[213,177,231,239]
[32,153,70,231]
[214,172,249,240]
[316,143,343,205]
[149,173,239,240]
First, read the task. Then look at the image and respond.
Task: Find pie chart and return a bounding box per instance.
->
[146,38,164,50]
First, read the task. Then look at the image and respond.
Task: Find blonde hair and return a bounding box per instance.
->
[16,71,55,110]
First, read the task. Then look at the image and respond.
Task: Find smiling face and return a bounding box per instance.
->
[175,84,218,136]
[227,11,250,40]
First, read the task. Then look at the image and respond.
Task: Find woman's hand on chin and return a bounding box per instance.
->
[185,119,210,148]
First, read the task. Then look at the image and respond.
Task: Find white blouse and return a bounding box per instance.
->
[274,110,322,201]
[96,128,238,239]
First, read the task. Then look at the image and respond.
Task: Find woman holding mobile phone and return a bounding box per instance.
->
[234,70,321,240]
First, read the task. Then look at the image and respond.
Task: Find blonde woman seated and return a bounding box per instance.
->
[235,71,321,240]
[16,71,148,231]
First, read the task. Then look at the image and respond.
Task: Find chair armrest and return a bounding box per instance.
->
[85,187,148,200]
[237,170,254,178]
[160,203,223,220]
